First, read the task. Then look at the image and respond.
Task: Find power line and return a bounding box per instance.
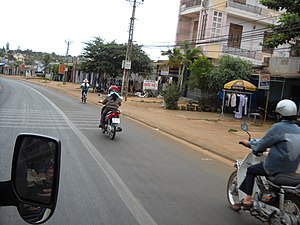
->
[142,20,300,51]
[176,15,280,45]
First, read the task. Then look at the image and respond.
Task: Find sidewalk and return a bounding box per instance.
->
[10,76,273,162]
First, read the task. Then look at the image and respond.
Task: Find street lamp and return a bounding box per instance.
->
[63,40,72,84]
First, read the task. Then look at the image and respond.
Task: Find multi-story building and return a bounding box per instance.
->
[176,0,280,65]
[176,0,300,111]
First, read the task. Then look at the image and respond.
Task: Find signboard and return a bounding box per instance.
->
[122,60,131,70]
[143,80,158,90]
[258,74,270,90]
[59,64,65,75]
[20,64,25,71]
[160,66,169,76]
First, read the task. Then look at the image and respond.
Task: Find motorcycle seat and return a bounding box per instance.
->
[267,173,300,186]
[107,110,120,115]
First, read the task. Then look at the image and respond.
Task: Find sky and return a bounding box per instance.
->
[1,0,180,60]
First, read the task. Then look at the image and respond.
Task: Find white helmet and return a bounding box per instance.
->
[275,99,297,117]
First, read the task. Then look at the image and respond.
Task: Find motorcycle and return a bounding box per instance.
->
[258,107,277,120]
[101,110,122,140]
[227,122,300,225]
[82,92,87,104]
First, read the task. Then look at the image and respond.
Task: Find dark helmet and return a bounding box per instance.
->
[108,85,120,93]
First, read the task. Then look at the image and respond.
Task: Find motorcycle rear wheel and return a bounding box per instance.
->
[227,169,241,211]
[283,195,300,218]
[109,125,116,140]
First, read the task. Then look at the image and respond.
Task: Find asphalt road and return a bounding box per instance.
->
[0,77,261,225]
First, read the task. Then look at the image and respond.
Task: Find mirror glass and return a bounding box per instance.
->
[17,204,51,224]
[241,122,248,131]
[15,136,57,205]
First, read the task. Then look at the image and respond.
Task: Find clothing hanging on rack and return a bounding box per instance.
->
[234,94,245,119]
[230,93,236,108]
[244,96,248,115]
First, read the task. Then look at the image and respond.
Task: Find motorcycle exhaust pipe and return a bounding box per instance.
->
[256,202,298,225]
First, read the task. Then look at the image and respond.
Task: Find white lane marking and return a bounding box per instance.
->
[19,82,158,225]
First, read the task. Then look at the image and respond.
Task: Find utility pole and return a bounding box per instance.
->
[121,0,144,100]
[64,39,72,84]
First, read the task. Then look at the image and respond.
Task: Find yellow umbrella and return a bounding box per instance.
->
[224,79,257,92]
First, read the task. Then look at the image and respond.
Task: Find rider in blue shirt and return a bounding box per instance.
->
[237,99,300,208]
[80,79,90,100]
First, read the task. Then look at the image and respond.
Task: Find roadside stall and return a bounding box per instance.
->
[221,79,257,120]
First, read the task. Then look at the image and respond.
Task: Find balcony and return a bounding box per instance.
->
[227,0,262,15]
[180,0,202,17]
[226,0,280,21]
[223,45,256,59]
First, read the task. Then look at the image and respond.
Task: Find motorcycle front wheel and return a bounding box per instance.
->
[227,169,241,211]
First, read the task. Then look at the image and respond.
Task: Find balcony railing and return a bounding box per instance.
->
[223,45,256,59]
[227,0,262,15]
[180,0,202,11]
[227,0,281,18]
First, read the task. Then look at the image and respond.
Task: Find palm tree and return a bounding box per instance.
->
[42,54,52,75]
[162,41,203,93]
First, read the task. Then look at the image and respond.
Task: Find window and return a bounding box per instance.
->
[233,0,246,4]
[192,21,199,42]
[200,12,207,40]
[228,23,243,48]
[211,11,223,38]
[262,32,274,54]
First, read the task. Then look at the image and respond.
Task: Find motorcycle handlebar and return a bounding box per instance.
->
[239,141,250,148]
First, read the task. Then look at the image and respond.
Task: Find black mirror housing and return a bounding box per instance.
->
[10,133,61,224]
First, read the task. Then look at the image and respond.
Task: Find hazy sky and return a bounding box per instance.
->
[1,0,180,60]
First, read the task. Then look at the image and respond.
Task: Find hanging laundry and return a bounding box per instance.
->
[234,94,245,119]
[230,93,236,108]
[244,95,248,115]
[226,93,231,107]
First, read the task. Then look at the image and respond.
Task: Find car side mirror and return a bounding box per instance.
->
[11,133,61,224]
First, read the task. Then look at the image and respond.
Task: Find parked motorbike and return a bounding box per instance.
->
[258,107,277,120]
[227,122,300,225]
[101,110,122,140]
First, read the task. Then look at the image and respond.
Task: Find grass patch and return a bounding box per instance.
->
[228,128,238,132]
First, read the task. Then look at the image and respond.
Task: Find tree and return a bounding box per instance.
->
[52,64,59,77]
[188,56,214,92]
[163,83,181,110]
[208,55,252,95]
[6,42,9,53]
[80,37,152,78]
[162,41,203,93]
[41,54,52,75]
[24,54,34,66]
[131,45,153,77]
[260,0,300,49]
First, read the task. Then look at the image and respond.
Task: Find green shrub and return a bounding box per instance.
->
[163,84,180,110]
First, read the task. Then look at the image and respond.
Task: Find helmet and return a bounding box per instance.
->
[275,99,297,117]
[84,79,89,83]
[108,85,120,93]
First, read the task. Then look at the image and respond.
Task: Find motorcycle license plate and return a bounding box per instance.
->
[112,118,120,124]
